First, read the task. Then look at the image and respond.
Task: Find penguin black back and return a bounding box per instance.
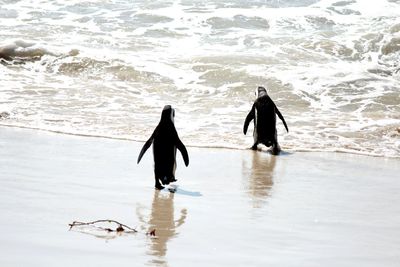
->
[243,87,288,154]
[137,105,189,190]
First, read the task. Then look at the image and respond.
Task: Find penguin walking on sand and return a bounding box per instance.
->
[243,86,289,155]
[137,105,189,190]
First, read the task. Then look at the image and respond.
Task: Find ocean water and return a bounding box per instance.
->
[0,0,399,157]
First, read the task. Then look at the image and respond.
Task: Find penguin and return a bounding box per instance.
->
[137,105,189,190]
[243,86,289,155]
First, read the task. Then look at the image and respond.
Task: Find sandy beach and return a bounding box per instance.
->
[0,126,399,267]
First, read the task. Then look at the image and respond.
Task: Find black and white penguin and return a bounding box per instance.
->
[137,105,189,190]
[243,86,289,155]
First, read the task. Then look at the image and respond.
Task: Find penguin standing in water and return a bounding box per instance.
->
[137,105,189,190]
[243,86,289,155]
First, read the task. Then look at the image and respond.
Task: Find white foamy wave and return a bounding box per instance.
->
[0,0,399,157]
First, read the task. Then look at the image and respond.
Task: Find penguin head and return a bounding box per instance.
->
[161,105,175,124]
[257,86,267,97]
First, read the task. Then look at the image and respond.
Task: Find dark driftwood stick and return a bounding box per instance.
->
[69,219,137,233]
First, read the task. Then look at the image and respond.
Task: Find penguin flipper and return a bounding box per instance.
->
[243,104,255,135]
[137,137,154,164]
[275,106,289,133]
[176,138,189,167]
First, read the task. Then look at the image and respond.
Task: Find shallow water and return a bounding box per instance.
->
[0,0,399,157]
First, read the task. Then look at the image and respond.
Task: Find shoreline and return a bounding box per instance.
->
[1,126,399,267]
[0,123,397,158]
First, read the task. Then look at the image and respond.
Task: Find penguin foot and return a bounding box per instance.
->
[168,187,177,193]
[161,176,170,185]
[271,150,280,155]
[162,177,177,185]
[250,145,258,150]
[155,184,165,190]
[271,145,281,155]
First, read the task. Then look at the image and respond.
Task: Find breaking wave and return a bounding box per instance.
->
[0,0,399,157]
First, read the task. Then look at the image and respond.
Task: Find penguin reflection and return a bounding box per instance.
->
[146,190,187,266]
[243,152,276,208]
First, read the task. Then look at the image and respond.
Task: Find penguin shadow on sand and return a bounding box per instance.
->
[137,190,187,267]
[242,151,277,208]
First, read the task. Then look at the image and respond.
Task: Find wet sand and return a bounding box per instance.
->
[0,127,399,267]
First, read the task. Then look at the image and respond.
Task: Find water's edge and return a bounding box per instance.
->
[2,123,397,159]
